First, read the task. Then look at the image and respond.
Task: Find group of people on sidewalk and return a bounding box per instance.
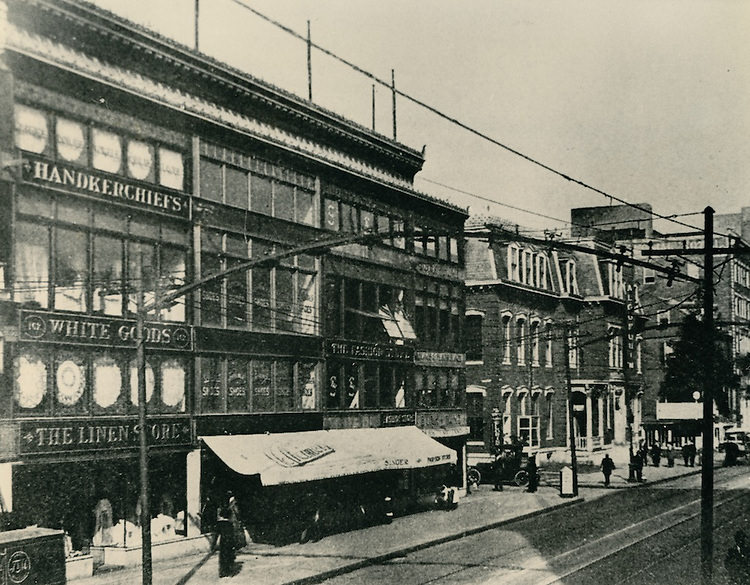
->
[600,439,700,486]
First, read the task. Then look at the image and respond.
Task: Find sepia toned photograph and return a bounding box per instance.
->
[0,1,748,583]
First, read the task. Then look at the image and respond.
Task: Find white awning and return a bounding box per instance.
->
[201,426,456,486]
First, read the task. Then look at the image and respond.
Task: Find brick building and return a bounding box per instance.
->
[464,216,643,472]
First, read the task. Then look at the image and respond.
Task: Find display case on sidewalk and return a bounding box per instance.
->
[0,527,66,585]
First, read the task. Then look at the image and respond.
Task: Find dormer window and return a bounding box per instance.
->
[536,255,548,289]
[565,260,578,295]
[507,245,521,282]
[524,250,534,285]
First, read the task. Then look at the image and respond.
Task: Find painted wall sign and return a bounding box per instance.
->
[20,310,192,350]
[19,417,192,455]
[413,262,464,281]
[414,351,465,367]
[21,155,188,217]
[325,340,414,362]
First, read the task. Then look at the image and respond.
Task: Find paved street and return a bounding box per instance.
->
[322,466,750,585]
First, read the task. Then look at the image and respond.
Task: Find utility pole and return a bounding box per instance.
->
[701,207,714,585]
[135,257,152,585]
[563,324,578,496]
[641,206,715,585]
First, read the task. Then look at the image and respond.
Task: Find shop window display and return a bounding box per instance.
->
[14,353,48,413]
[93,355,122,409]
[55,353,87,414]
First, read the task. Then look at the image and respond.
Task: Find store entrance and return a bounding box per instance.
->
[13,453,187,553]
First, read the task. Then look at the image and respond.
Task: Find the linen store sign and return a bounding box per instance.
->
[20,417,192,455]
[22,154,188,218]
[20,310,192,351]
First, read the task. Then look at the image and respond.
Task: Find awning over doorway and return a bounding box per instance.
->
[201,426,456,486]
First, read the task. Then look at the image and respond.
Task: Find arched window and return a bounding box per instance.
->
[530,319,541,366]
[516,316,526,365]
[501,311,512,364]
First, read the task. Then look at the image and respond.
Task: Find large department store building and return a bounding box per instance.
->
[0,0,468,552]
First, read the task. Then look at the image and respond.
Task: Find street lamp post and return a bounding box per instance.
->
[563,325,578,496]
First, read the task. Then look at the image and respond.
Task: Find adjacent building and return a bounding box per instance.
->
[464,216,643,470]
[0,0,467,556]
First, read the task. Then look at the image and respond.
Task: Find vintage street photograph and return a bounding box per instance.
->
[0,1,748,583]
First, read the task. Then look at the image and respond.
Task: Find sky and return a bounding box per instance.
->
[89,0,750,235]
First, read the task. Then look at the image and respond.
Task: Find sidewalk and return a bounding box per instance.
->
[75,461,703,585]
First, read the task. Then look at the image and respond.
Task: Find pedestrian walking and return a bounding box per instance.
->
[526,454,539,493]
[228,492,247,550]
[682,442,690,467]
[724,441,740,467]
[666,443,676,467]
[687,440,696,467]
[492,452,504,491]
[216,497,237,578]
[600,454,616,487]
[639,443,649,467]
[650,441,662,467]
[631,450,643,482]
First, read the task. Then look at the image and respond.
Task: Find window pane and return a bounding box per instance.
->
[225,166,249,208]
[199,159,223,203]
[56,118,87,165]
[274,182,294,222]
[129,359,155,407]
[297,189,315,226]
[250,174,272,216]
[252,360,274,412]
[129,215,160,239]
[127,241,156,317]
[54,228,88,312]
[55,353,87,414]
[93,355,122,410]
[323,198,339,231]
[226,257,248,328]
[17,192,53,218]
[93,235,123,316]
[345,361,359,409]
[225,234,248,258]
[161,247,186,322]
[14,104,49,154]
[341,202,357,232]
[161,359,186,411]
[376,215,390,236]
[392,219,405,249]
[91,129,122,174]
[296,273,316,335]
[159,148,184,191]
[14,353,48,414]
[126,140,155,182]
[252,266,272,330]
[15,222,49,307]
[275,360,294,411]
[93,206,127,233]
[275,268,294,332]
[200,357,223,413]
[201,253,222,327]
[364,362,378,408]
[299,362,317,410]
[326,361,341,409]
[361,210,374,232]
[439,236,449,261]
[227,359,249,412]
[58,195,89,228]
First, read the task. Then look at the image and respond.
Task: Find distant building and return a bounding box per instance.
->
[464,216,643,469]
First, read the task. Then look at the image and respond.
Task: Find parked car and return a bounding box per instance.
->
[719,429,750,457]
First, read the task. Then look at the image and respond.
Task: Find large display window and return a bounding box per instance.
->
[199,229,317,334]
[198,357,318,413]
[14,192,188,321]
[13,348,187,417]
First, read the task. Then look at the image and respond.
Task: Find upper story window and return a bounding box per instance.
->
[565,260,579,296]
[15,104,185,191]
[14,193,188,321]
[516,316,527,365]
[200,155,316,226]
[465,312,484,363]
[522,250,534,285]
[536,254,549,289]
[501,312,512,365]
[568,329,579,369]
[508,245,521,282]
[530,319,541,366]
[657,309,671,326]
[415,282,462,350]
[411,224,459,263]
[643,268,656,284]
[323,196,411,252]
[200,230,318,334]
[607,263,625,299]
[608,326,623,369]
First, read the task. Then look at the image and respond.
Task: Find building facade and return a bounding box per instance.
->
[0,0,467,554]
[464,217,643,469]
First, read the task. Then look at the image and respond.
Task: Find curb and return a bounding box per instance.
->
[578,465,708,489]
[282,496,585,585]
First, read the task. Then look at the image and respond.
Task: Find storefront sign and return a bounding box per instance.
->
[19,417,192,455]
[20,310,192,350]
[380,411,416,427]
[625,284,636,369]
[413,262,464,281]
[265,442,335,468]
[325,341,414,361]
[414,351,465,367]
[22,155,188,217]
